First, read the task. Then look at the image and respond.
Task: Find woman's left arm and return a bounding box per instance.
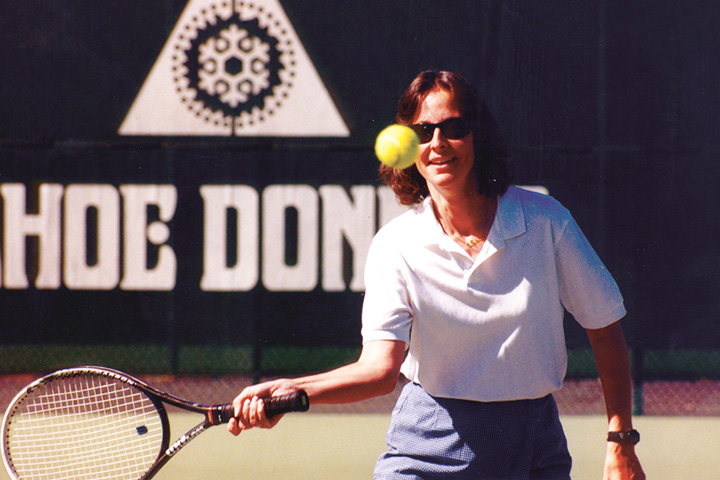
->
[586,321,646,480]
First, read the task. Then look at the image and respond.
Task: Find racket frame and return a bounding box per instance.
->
[2,366,309,480]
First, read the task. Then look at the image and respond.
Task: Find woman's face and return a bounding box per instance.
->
[412,88,475,196]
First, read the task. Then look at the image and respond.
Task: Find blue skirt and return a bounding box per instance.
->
[374,382,572,480]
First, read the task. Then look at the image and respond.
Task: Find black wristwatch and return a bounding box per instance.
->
[607,429,640,445]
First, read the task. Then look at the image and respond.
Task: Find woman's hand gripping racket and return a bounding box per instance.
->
[1,366,309,480]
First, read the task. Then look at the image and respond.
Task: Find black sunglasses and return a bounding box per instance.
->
[409,117,472,144]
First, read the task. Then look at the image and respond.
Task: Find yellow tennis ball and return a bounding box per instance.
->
[374,124,420,170]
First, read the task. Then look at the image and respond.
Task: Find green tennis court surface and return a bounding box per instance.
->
[4,413,714,479]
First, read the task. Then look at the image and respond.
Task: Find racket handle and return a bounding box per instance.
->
[217,390,310,423]
[264,390,310,416]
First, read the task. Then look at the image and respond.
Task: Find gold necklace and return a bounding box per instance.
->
[444,227,483,249]
[465,236,482,248]
[433,198,493,250]
[437,218,485,249]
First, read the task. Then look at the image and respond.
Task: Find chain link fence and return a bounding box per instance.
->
[2,343,719,416]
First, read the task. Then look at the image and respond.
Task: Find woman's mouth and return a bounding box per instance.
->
[428,157,455,166]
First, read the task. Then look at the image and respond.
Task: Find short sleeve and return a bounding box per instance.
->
[360,231,413,345]
[555,214,626,329]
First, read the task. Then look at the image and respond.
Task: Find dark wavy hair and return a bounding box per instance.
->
[379,70,511,205]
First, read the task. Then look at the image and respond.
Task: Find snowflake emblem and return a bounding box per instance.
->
[172,1,296,132]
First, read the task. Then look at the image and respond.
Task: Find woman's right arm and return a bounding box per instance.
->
[227,339,406,435]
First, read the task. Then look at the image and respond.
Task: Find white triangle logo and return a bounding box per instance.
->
[119,0,349,137]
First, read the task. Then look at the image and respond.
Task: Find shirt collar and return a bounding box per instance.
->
[494,186,527,241]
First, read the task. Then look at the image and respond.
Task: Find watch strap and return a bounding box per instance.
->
[607,429,640,445]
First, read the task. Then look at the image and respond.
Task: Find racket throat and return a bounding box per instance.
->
[167,422,209,458]
[210,404,235,425]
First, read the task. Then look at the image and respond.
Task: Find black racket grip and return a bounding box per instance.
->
[218,390,309,423]
[264,390,310,416]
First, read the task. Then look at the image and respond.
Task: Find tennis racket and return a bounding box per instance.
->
[2,366,309,480]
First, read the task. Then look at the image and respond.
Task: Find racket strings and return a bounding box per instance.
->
[6,374,165,480]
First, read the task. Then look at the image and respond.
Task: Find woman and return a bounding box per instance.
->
[228,70,644,480]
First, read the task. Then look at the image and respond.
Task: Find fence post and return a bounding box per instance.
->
[252,306,263,384]
[632,345,645,415]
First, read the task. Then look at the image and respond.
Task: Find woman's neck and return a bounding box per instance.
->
[430,186,497,255]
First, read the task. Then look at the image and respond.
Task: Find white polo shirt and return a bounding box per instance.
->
[361,186,626,402]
